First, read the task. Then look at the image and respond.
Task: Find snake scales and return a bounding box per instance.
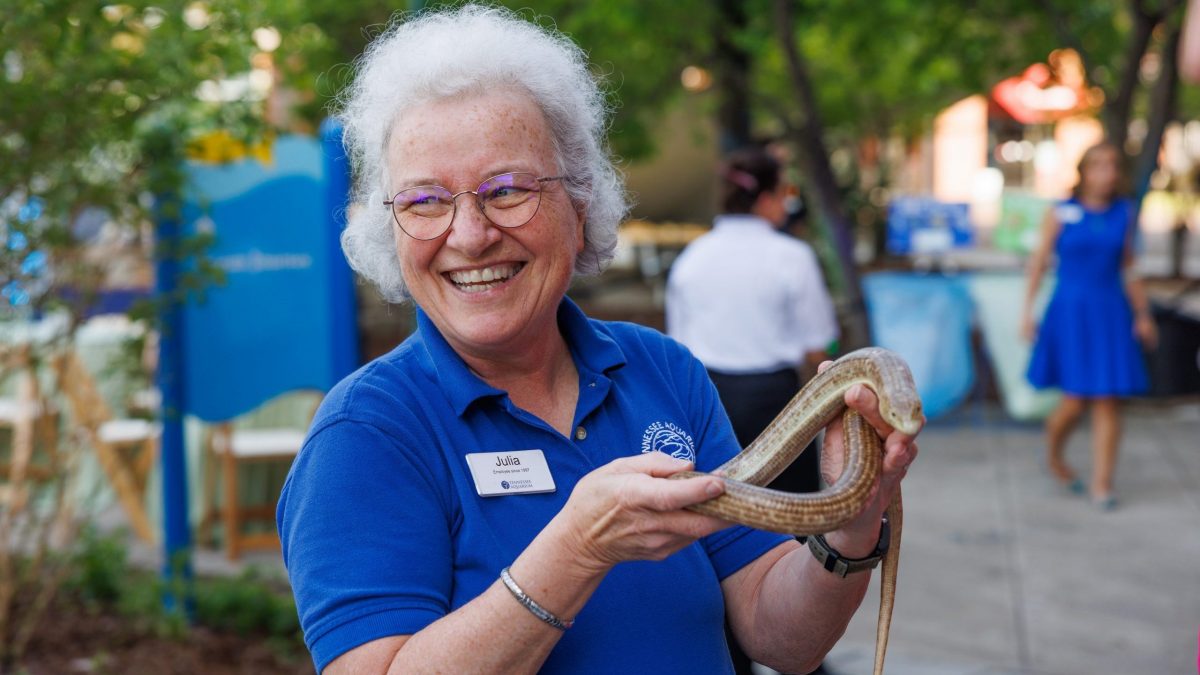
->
[675,347,922,675]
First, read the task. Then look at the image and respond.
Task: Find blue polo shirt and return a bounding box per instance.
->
[277,298,790,673]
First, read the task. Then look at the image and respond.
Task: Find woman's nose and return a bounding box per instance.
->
[444,194,501,257]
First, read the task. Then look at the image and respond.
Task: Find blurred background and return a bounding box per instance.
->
[1,1,1197,673]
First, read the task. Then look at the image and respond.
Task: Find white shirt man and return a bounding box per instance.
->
[666,147,839,675]
[667,213,838,375]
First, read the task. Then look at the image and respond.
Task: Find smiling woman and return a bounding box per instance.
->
[276,5,922,675]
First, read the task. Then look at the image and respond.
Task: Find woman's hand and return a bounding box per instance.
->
[553,452,732,574]
[1020,310,1038,343]
[817,362,922,557]
[1134,313,1159,349]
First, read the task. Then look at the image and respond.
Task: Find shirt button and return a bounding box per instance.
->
[575,426,587,441]
[588,381,596,388]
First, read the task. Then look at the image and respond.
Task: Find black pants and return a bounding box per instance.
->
[708,367,822,675]
[708,368,821,493]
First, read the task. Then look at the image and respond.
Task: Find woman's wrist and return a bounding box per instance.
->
[535,513,614,580]
[822,512,886,559]
[505,519,609,630]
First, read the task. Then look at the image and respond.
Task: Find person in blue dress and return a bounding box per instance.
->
[276,6,921,674]
[1021,142,1158,510]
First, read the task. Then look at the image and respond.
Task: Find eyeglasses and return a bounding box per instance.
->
[383,172,566,241]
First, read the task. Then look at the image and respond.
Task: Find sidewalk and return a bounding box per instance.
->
[821,401,1200,675]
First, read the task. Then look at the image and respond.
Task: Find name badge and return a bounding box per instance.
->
[465,449,557,497]
[1056,203,1084,225]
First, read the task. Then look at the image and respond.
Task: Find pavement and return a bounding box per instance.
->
[109,400,1200,675]
[814,400,1200,675]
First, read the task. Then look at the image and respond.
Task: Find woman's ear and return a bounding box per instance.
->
[749,188,775,218]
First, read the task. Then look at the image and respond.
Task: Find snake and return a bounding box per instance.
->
[674,346,922,675]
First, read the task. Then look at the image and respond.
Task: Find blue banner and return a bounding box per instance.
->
[863,272,976,420]
[180,134,357,422]
[886,197,973,255]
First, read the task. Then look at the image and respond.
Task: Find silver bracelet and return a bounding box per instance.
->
[499,566,574,631]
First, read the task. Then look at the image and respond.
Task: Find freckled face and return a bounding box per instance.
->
[386,90,585,359]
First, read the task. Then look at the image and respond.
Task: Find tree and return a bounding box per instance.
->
[0,0,274,660]
[1,0,278,320]
[749,0,1069,345]
[1047,0,1187,204]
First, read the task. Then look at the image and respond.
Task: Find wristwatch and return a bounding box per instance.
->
[805,514,890,578]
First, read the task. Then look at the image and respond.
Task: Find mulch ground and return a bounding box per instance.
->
[16,597,315,675]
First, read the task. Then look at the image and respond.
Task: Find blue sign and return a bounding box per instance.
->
[887,197,973,255]
[180,134,357,421]
[863,272,976,420]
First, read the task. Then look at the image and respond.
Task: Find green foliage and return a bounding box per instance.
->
[0,0,273,318]
[67,527,129,606]
[195,568,301,639]
[7,0,1172,237]
[500,1,717,160]
[789,2,1045,136]
[265,0,391,129]
[278,0,1065,159]
[263,1,1163,172]
[269,0,712,160]
[64,527,302,644]
[65,528,186,638]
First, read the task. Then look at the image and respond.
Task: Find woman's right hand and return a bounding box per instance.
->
[552,452,732,573]
[1020,310,1037,343]
[1134,313,1159,349]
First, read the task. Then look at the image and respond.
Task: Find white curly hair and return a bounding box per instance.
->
[336,4,628,303]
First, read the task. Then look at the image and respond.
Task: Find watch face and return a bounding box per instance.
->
[877,518,891,555]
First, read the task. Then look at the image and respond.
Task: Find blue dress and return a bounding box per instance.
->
[1027,197,1148,396]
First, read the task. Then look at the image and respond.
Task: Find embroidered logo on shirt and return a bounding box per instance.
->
[640,422,696,463]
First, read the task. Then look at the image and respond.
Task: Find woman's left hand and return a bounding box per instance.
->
[1134,314,1158,349]
[816,362,923,557]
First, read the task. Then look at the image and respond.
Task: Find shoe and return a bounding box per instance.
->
[1060,477,1086,495]
[1050,475,1085,496]
[1045,456,1083,496]
[1093,494,1118,511]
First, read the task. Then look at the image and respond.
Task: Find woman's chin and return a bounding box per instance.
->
[443,314,529,353]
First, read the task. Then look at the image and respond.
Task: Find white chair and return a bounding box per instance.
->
[198,392,320,560]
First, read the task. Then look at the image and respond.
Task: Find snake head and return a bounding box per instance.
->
[880,394,923,436]
[848,346,924,436]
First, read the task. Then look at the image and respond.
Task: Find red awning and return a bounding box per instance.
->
[991,63,1097,124]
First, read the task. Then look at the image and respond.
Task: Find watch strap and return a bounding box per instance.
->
[806,514,890,578]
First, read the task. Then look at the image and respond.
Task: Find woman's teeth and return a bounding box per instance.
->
[447,263,522,292]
